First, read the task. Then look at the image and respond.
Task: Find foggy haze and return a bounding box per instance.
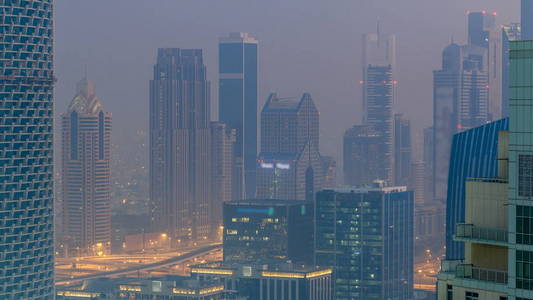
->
[55,0,520,162]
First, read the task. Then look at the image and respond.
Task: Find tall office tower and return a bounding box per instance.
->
[423,127,435,202]
[210,122,236,238]
[468,11,496,49]
[320,156,337,188]
[61,79,112,256]
[315,183,414,300]
[433,42,489,203]
[523,0,533,40]
[256,93,323,201]
[502,24,521,118]
[0,1,55,298]
[362,31,396,184]
[223,199,314,265]
[219,32,258,200]
[445,118,508,260]
[343,125,383,186]
[393,114,412,187]
[412,161,425,204]
[149,49,212,243]
[437,40,533,300]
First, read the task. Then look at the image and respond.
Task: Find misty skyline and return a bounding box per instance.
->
[55,0,520,162]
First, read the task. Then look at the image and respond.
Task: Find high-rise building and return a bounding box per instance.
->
[149,49,212,243]
[522,0,533,40]
[362,31,396,184]
[468,11,496,49]
[223,199,314,265]
[502,23,521,118]
[256,93,323,201]
[343,125,383,186]
[423,127,435,202]
[433,42,489,203]
[219,32,258,200]
[315,183,414,300]
[61,78,112,255]
[210,122,236,238]
[394,114,412,187]
[445,118,508,260]
[436,39,533,300]
[0,1,55,298]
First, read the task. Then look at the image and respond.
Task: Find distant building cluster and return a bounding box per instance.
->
[6,0,533,299]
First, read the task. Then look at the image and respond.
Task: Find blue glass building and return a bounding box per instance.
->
[522,0,533,40]
[445,118,509,259]
[219,33,258,200]
[0,0,55,298]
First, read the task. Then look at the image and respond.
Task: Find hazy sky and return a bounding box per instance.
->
[55,0,520,161]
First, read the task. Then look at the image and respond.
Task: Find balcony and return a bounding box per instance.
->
[456,264,508,284]
[454,223,508,246]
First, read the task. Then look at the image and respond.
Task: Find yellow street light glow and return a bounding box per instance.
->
[119,285,142,292]
[190,268,234,275]
[199,285,224,295]
[306,269,333,278]
[261,271,305,279]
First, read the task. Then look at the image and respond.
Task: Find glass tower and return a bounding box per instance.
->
[522,0,533,40]
[0,0,55,298]
[219,33,258,200]
[315,185,414,300]
[445,118,508,260]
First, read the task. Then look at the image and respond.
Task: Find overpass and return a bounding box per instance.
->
[56,243,222,285]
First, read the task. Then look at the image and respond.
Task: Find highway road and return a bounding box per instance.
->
[56,243,222,284]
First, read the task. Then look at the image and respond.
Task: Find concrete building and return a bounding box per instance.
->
[219,32,258,200]
[502,23,521,118]
[223,199,314,265]
[256,93,323,201]
[0,1,55,298]
[315,182,414,299]
[149,49,212,243]
[61,78,112,255]
[191,261,333,300]
[437,39,533,300]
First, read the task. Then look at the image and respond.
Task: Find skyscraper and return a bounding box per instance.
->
[468,11,496,49]
[343,125,383,186]
[394,114,412,187]
[361,31,396,184]
[149,49,212,243]
[502,23,521,118]
[522,0,533,40]
[219,32,258,200]
[315,183,414,300]
[423,127,435,202]
[256,93,323,201]
[433,42,489,203]
[0,1,55,298]
[210,122,236,238]
[61,78,112,256]
[445,118,508,260]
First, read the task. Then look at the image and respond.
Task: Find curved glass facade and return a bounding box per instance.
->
[0,1,55,298]
[445,118,508,260]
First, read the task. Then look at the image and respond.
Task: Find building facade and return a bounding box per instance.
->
[223,199,314,265]
[219,32,258,200]
[61,78,112,255]
[315,183,414,300]
[210,122,236,238]
[362,31,396,185]
[433,42,489,203]
[149,48,212,243]
[394,114,412,187]
[191,262,333,300]
[445,118,508,260]
[502,23,521,118]
[256,93,323,201]
[523,0,533,40]
[0,1,55,298]
[343,125,383,186]
[437,39,533,300]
